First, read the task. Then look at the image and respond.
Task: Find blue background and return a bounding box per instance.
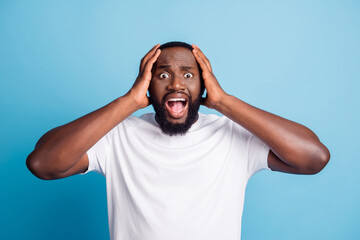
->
[1,0,359,239]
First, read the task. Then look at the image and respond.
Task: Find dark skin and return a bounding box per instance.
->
[26,44,330,180]
[191,45,330,174]
[149,47,201,124]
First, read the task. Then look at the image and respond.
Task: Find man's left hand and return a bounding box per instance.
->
[191,44,228,110]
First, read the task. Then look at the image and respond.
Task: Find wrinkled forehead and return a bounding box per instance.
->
[155,47,197,68]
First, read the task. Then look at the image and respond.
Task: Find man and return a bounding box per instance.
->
[26,41,330,240]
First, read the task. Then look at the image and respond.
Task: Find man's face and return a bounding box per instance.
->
[149,46,202,136]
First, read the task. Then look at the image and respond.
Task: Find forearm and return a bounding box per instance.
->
[27,93,138,175]
[191,44,329,173]
[27,44,161,179]
[216,94,330,170]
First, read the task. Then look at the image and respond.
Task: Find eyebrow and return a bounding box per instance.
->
[157,65,195,70]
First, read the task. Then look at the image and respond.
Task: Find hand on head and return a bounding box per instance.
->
[128,43,227,112]
[127,44,162,110]
[191,44,227,110]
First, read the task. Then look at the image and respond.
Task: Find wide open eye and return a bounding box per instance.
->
[159,73,170,79]
[184,73,193,78]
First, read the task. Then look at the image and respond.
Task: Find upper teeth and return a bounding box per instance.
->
[168,98,186,102]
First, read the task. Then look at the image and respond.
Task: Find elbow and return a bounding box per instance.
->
[305,144,331,175]
[26,152,58,180]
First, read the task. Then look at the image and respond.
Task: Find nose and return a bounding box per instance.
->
[166,75,185,91]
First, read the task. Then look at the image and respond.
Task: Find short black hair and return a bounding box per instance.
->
[153,41,205,96]
[158,41,194,51]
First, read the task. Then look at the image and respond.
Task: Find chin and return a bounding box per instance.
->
[149,92,201,136]
[166,114,188,124]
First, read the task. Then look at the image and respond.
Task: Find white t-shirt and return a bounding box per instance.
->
[83,112,271,240]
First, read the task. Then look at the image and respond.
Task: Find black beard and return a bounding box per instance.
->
[149,92,201,136]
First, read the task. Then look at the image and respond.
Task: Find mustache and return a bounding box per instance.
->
[161,91,191,104]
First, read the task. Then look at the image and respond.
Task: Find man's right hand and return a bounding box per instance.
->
[26,44,162,180]
[127,44,161,110]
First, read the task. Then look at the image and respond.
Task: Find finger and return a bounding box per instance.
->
[140,44,160,71]
[143,44,160,63]
[192,45,213,72]
[140,44,160,72]
[195,49,213,72]
[143,49,161,77]
[193,48,212,72]
[192,49,210,73]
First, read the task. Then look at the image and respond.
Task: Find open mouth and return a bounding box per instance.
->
[165,97,189,119]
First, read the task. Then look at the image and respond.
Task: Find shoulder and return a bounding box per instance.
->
[124,113,160,132]
[122,113,156,126]
[200,113,250,138]
[106,113,155,134]
[198,112,229,125]
[138,113,156,122]
[192,112,234,134]
[104,113,160,139]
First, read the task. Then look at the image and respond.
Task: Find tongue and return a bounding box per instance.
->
[168,101,183,112]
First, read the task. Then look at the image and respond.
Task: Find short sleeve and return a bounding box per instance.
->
[80,128,115,177]
[231,120,271,179]
[246,131,271,179]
